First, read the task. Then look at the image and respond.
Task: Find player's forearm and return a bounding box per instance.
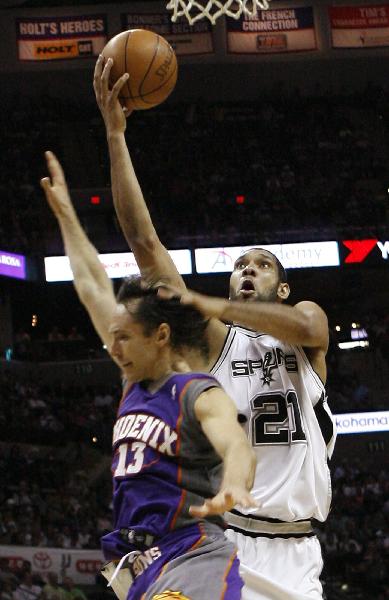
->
[221,441,256,492]
[107,132,157,246]
[56,207,111,297]
[219,300,318,346]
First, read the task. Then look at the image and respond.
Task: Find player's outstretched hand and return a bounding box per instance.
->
[157,285,228,321]
[40,151,73,219]
[189,488,258,518]
[93,54,132,135]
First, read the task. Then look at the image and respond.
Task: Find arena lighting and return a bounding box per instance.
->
[335,410,389,434]
[338,341,369,349]
[44,250,192,281]
[195,242,340,273]
[351,328,368,340]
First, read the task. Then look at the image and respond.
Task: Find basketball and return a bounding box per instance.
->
[101,29,178,111]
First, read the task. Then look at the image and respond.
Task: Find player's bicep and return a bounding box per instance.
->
[78,286,116,350]
[194,387,245,459]
[295,301,329,351]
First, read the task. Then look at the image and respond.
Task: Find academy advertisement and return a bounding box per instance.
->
[194,242,340,273]
[122,13,213,55]
[329,5,389,48]
[227,6,317,54]
[16,15,107,61]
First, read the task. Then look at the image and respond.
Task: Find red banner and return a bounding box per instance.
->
[329,5,389,47]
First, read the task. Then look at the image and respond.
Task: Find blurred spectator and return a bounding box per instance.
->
[13,572,42,600]
[66,328,84,342]
[48,328,64,342]
[62,578,87,600]
[42,573,66,600]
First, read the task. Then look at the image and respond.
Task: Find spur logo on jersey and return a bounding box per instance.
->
[113,413,177,455]
[231,347,298,386]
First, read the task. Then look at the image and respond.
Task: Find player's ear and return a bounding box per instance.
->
[156,323,170,346]
[277,282,290,301]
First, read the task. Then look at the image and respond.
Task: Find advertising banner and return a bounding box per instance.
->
[16,15,107,61]
[335,411,389,434]
[329,5,389,48]
[0,546,103,585]
[342,239,389,264]
[45,250,192,281]
[195,242,339,273]
[227,6,316,54]
[0,250,26,280]
[122,13,213,55]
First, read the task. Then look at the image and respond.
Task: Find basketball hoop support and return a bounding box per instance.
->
[166,0,271,26]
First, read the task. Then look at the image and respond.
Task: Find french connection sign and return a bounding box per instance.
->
[335,411,389,435]
[195,242,340,273]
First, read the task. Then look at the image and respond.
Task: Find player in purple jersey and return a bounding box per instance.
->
[41,152,257,600]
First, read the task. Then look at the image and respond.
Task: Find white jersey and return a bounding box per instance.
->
[211,325,336,524]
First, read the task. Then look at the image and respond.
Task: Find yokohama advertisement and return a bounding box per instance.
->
[227,7,317,54]
[329,5,389,48]
[0,546,103,584]
[122,13,213,55]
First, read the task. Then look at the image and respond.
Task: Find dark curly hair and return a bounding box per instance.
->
[116,276,209,360]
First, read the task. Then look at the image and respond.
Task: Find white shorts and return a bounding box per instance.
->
[225,529,324,600]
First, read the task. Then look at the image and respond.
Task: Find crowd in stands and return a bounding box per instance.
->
[1,344,388,598]
[2,82,389,600]
[0,440,387,599]
[1,84,389,256]
[0,370,117,449]
[0,566,90,600]
[317,457,389,599]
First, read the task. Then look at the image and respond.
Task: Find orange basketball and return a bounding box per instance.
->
[101,29,178,111]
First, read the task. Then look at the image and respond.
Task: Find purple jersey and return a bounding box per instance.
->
[105,372,224,559]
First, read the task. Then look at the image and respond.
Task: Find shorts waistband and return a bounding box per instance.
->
[226,510,314,538]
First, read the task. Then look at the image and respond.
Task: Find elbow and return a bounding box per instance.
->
[131,231,161,253]
[300,321,325,348]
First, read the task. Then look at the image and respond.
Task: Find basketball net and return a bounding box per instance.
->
[166,0,271,25]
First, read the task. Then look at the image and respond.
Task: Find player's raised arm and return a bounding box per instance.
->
[40,151,116,350]
[190,387,257,518]
[93,55,186,292]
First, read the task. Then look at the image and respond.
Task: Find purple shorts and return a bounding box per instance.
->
[101,521,243,600]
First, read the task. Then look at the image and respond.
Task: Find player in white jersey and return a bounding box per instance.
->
[94,57,337,599]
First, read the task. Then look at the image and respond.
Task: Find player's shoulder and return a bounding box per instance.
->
[172,371,219,386]
[294,300,328,319]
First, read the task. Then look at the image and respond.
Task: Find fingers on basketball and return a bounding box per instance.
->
[101,29,178,112]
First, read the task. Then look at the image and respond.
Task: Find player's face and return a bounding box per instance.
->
[229,249,286,303]
[109,304,162,382]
